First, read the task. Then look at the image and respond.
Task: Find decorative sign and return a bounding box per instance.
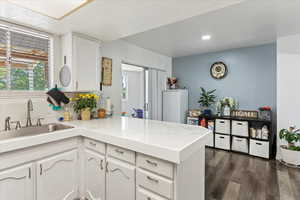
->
[101,57,112,86]
[231,110,258,119]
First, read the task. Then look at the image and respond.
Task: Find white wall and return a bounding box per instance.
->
[101,39,172,114]
[277,34,300,158]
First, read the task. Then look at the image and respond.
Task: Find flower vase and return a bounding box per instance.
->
[81,108,91,120]
[223,105,231,116]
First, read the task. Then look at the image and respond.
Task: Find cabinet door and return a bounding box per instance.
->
[73,35,100,91]
[0,163,34,200]
[85,149,106,200]
[106,158,135,200]
[36,150,78,200]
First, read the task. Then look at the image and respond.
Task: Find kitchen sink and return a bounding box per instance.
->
[0,123,74,141]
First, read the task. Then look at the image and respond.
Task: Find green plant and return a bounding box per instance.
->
[279,126,300,150]
[198,87,216,108]
[73,94,99,113]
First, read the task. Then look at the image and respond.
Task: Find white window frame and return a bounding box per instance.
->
[0,21,54,99]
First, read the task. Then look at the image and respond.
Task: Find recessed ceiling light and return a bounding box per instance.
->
[7,0,94,20]
[202,35,211,40]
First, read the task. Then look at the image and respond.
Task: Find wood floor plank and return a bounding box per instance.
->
[277,166,294,200]
[222,181,240,200]
[205,148,300,200]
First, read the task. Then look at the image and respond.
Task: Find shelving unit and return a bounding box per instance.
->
[187,115,275,159]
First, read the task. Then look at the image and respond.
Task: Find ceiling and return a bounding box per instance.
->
[0,0,245,41]
[123,0,300,57]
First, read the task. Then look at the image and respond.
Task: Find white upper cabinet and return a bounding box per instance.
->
[36,150,78,200]
[61,32,101,92]
[0,163,34,200]
[84,149,106,200]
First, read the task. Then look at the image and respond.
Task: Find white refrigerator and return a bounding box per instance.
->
[162,89,188,124]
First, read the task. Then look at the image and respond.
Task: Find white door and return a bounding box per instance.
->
[73,35,100,91]
[0,163,34,200]
[36,150,78,200]
[106,158,135,200]
[85,149,106,200]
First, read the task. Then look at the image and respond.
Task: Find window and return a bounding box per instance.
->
[0,24,51,91]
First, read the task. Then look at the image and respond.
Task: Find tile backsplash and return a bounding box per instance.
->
[0,97,60,131]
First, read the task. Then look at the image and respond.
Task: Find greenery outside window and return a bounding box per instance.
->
[0,24,51,91]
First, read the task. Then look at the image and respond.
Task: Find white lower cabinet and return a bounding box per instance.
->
[85,149,106,200]
[0,163,34,200]
[137,187,168,200]
[36,150,78,200]
[106,157,135,200]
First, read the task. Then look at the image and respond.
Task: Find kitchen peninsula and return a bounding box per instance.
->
[0,116,210,200]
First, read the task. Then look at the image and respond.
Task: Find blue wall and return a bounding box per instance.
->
[173,44,277,112]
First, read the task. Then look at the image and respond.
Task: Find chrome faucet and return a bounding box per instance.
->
[4,116,11,131]
[26,99,33,127]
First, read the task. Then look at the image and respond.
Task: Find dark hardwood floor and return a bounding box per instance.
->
[205,148,300,200]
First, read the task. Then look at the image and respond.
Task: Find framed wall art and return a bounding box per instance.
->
[101,57,112,86]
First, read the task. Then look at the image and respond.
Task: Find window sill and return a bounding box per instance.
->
[0,90,47,99]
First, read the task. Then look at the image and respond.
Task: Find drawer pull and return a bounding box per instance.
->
[219,136,225,139]
[256,142,262,145]
[219,121,225,123]
[237,123,243,125]
[146,160,158,167]
[89,141,97,146]
[236,139,243,142]
[147,176,159,183]
[115,149,124,154]
[100,160,104,170]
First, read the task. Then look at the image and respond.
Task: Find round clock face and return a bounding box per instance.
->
[210,62,228,79]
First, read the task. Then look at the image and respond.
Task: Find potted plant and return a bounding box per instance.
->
[279,126,300,166]
[73,94,99,120]
[198,87,216,116]
[216,97,238,116]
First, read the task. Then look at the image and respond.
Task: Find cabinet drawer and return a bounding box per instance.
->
[232,136,248,153]
[107,144,135,164]
[137,187,168,200]
[84,138,105,154]
[215,134,230,150]
[232,120,249,137]
[215,119,230,134]
[137,169,173,199]
[137,154,173,179]
[249,139,269,159]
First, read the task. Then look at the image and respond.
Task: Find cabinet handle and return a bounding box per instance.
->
[105,162,109,172]
[40,164,43,175]
[76,81,78,90]
[147,176,159,183]
[219,136,225,139]
[28,168,31,179]
[89,141,97,146]
[256,142,262,145]
[115,149,124,154]
[146,160,158,167]
[237,123,243,125]
[100,160,104,170]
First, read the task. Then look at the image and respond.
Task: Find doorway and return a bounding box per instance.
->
[121,63,147,118]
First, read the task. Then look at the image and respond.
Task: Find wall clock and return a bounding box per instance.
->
[210,62,228,79]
